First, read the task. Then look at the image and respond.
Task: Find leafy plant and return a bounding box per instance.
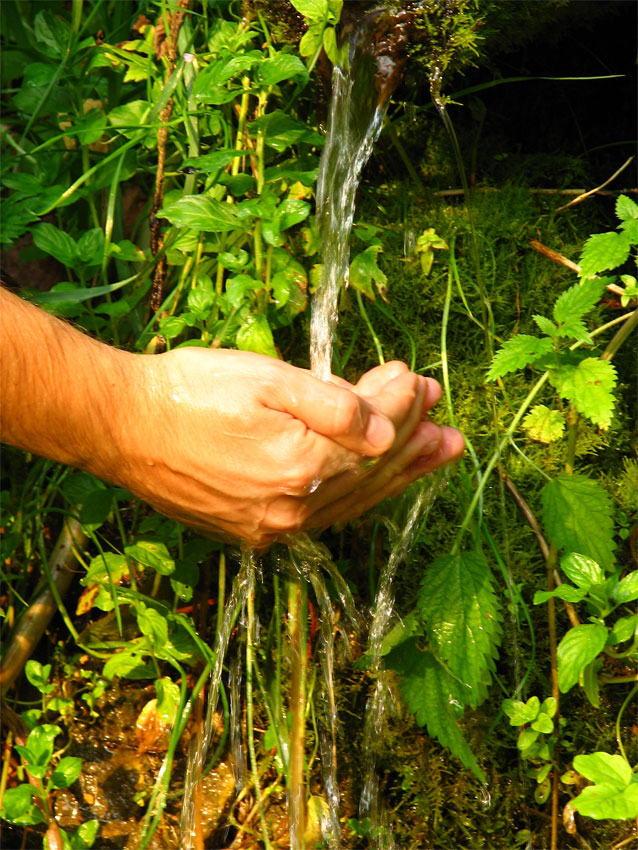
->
[503,695,561,804]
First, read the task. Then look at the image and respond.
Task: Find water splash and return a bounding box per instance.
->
[180,555,251,849]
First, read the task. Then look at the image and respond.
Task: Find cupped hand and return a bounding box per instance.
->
[116,348,463,546]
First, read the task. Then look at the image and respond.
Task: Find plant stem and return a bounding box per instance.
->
[546,541,559,850]
[601,308,638,361]
[615,684,637,763]
[288,576,306,850]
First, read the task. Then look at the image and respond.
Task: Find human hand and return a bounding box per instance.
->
[112,349,461,546]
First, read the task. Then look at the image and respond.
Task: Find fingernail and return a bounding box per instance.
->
[366,413,394,449]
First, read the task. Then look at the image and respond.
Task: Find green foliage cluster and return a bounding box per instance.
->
[1,0,636,848]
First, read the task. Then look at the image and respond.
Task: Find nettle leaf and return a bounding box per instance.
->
[548,357,617,428]
[419,552,502,706]
[159,195,242,232]
[487,336,553,380]
[616,194,638,224]
[387,641,485,781]
[557,624,608,692]
[32,223,78,267]
[556,319,592,344]
[561,553,605,589]
[533,314,558,337]
[522,404,565,443]
[553,278,607,326]
[541,474,615,570]
[349,245,388,301]
[258,54,308,86]
[579,231,632,278]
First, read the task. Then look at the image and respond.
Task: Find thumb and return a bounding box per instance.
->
[267,370,396,456]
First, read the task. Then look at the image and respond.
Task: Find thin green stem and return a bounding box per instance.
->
[615,685,637,763]
[355,289,385,365]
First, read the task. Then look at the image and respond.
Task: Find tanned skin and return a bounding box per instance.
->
[0,288,463,546]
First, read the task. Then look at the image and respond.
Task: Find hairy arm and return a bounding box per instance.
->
[1,288,463,545]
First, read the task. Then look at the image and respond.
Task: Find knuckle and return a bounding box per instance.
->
[331,390,362,436]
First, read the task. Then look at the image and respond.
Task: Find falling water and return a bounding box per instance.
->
[180,553,252,849]
[309,26,388,380]
[360,471,448,841]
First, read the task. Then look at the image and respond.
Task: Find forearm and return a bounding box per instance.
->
[0,288,137,480]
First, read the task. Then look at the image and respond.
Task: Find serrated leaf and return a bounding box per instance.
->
[549,357,617,428]
[419,552,501,705]
[561,553,605,589]
[541,474,616,570]
[523,404,565,443]
[579,231,632,277]
[614,571,638,603]
[557,624,608,692]
[487,335,553,380]
[553,278,606,325]
[616,194,638,222]
[533,314,558,336]
[387,641,485,781]
[557,319,593,343]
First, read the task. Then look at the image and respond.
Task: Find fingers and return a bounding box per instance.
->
[267,367,397,455]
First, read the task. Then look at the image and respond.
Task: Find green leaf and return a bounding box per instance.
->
[26,724,61,765]
[103,650,155,680]
[124,540,175,576]
[1,784,36,819]
[79,488,113,532]
[34,10,72,59]
[609,614,638,645]
[236,313,278,358]
[258,54,308,86]
[51,757,83,789]
[278,198,311,230]
[349,245,388,301]
[72,819,99,849]
[25,660,52,692]
[387,642,485,781]
[290,0,329,21]
[533,585,587,605]
[557,624,608,692]
[108,100,151,137]
[502,696,540,726]
[549,357,617,428]
[541,474,615,570]
[182,149,244,175]
[249,110,323,153]
[28,278,134,305]
[561,553,605,590]
[540,697,557,718]
[532,314,558,337]
[218,249,249,272]
[487,336,553,380]
[76,228,105,267]
[582,658,601,708]
[155,677,181,724]
[159,316,187,340]
[522,404,565,443]
[419,552,501,706]
[83,552,129,585]
[579,231,632,277]
[614,571,638,603]
[616,194,638,223]
[137,605,169,649]
[32,223,78,267]
[299,25,323,58]
[531,712,554,734]
[553,278,607,325]
[158,195,241,232]
[572,782,638,820]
